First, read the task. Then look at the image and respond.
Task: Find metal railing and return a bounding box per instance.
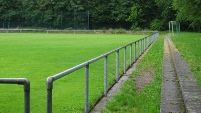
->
[0,78,30,113]
[46,32,159,113]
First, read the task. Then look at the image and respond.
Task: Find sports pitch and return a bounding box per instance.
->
[0,33,146,112]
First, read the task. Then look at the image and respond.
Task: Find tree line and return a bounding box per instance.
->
[0,0,200,31]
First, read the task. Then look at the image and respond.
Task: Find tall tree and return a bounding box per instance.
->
[173,0,201,31]
[109,0,134,28]
[0,0,21,22]
[128,0,158,30]
[150,0,176,30]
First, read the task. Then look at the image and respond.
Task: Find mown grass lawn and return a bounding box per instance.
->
[103,33,164,113]
[171,32,201,86]
[0,33,146,113]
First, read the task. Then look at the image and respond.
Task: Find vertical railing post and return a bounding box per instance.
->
[141,39,143,54]
[85,64,89,113]
[47,77,53,113]
[145,37,147,49]
[130,44,132,66]
[24,81,30,113]
[143,38,145,51]
[138,40,140,56]
[144,38,145,51]
[137,41,139,58]
[116,50,119,82]
[124,47,126,73]
[134,42,137,62]
[104,56,108,96]
[139,40,141,56]
[141,38,144,54]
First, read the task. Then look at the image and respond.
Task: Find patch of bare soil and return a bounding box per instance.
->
[134,72,153,90]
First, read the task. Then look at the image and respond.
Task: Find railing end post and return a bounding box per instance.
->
[18,78,30,92]
[47,77,54,113]
[47,77,54,90]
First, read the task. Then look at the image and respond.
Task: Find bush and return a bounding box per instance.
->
[150,19,164,30]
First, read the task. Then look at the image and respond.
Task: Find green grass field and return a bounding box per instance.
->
[0,33,146,113]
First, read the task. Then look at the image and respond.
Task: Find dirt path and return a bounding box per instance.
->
[160,35,201,113]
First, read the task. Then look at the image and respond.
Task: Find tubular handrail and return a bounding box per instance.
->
[0,78,30,113]
[48,32,158,82]
[46,32,159,113]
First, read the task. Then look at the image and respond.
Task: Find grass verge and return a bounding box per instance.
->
[171,32,201,86]
[103,33,164,113]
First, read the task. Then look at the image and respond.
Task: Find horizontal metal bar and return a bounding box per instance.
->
[52,62,88,81]
[0,78,30,91]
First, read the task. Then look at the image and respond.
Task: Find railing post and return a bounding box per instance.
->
[130,44,132,66]
[104,56,108,96]
[143,38,145,51]
[138,40,140,57]
[143,38,145,52]
[116,50,119,82]
[124,47,126,73]
[145,37,147,49]
[141,39,143,53]
[85,64,89,113]
[23,79,30,113]
[47,77,53,113]
[141,39,143,54]
[134,42,137,62]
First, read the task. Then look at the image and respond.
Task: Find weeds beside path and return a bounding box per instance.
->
[171,32,201,86]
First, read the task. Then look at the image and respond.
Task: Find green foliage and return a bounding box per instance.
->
[0,0,134,29]
[127,0,174,31]
[150,19,164,30]
[173,0,201,31]
[0,0,21,21]
[0,0,200,31]
[127,4,144,30]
